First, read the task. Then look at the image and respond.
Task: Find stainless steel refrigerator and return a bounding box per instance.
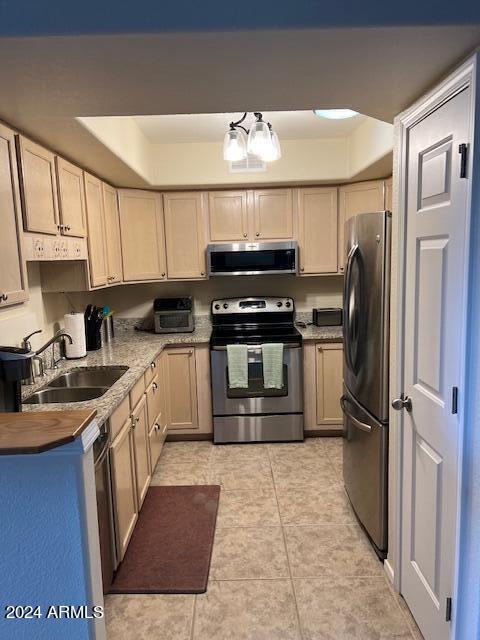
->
[342,210,391,559]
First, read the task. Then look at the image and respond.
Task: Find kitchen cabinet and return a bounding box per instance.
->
[385,176,393,212]
[146,363,167,471]
[338,180,384,272]
[55,157,86,237]
[164,347,198,430]
[110,414,138,561]
[297,187,338,274]
[131,393,151,508]
[253,188,294,240]
[0,123,28,307]
[84,172,108,288]
[304,341,343,434]
[208,190,249,241]
[163,192,207,279]
[16,135,59,235]
[118,189,166,282]
[102,183,123,284]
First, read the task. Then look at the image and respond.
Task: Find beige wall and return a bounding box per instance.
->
[87,275,344,318]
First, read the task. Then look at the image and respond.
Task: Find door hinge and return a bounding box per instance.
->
[446,597,452,622]
[459,143,468,178]
[452,387,459,415]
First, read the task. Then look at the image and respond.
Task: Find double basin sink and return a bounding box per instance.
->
[23,366,128,405]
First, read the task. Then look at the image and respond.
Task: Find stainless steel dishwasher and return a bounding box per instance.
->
[94,425,117,593]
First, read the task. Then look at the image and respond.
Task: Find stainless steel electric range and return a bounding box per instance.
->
[210,297,304,443]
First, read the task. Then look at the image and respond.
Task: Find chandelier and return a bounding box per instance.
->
[223,112,281,163]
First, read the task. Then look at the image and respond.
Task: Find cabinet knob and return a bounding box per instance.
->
[150,361,156,369]
[57,224,62,231]
[152,382,158,390]
[154,423,160,431]
[0,293,7,302]
[255,232,260,237]
[243,233,247,238]
[300,267,305,272]
[161,272,166,278]
[201,271,205,276]
[189,349,193,355]
[136,416,140,423]
[65,225,71,231]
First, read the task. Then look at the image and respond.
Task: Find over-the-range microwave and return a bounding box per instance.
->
[207,241,298,277]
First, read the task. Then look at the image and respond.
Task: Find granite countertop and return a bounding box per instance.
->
[21,325,212,428]
[296,324,343,342]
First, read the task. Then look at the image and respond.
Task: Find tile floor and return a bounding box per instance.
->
[105,437,423,639]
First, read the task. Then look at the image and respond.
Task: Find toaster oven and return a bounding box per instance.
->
[153,297,194,334]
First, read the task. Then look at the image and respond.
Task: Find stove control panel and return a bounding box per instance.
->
[211,297,295,315]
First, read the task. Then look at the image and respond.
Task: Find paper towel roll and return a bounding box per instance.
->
[64,313,87,359]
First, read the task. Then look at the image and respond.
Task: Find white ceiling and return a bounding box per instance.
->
[132,111,367,143]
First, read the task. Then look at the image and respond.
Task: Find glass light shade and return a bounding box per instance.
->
[223,128,247,162]
[262,130,282,161]
[313,109,359,120]
[247,119,271,158]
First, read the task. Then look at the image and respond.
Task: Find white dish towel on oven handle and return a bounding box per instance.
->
[226,344,249,388]
[262,343,284,389]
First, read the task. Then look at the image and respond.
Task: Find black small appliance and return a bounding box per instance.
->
[312,308,343,327]
[0,346,33,412]
[153,297,194,333]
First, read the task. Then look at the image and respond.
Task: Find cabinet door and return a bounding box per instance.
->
[118,189,166,282]
[84,172,108,288]
[163,192,207,279]
[0,124,28,307]
[110,417,138,561]
[131,394,151,508]
[385,176,393,212]
[102,183,123,284]
[16,136,59,235]
[316,343,343,425]
[252,188,294,240]
[338,180,384,272]
[208,190,249,241]
[146,375,162,430]
[297,187,338,274]
[55,157,86,237]
[164,347,198,430]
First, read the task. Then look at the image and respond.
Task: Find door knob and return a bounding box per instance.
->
[392,395,412,412]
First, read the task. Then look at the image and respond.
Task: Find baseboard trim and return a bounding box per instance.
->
[384,558,395,584]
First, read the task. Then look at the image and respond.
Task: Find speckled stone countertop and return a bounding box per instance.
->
[21,325,212,427]
[295,324,343,342]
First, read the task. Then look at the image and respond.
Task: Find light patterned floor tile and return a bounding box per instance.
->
[210,526,289,580]
[276,484,355,525]
[159,441,213,464]
[271,457,338,490]
[294,576,413,639]
[150,460,210,486]
[210,459,274,490]
[105,593,195,640]
[212,442,270,464]
[193,579,301,640]
[268,441,327,464]
[217,489,281,527]
[284,524,383,578]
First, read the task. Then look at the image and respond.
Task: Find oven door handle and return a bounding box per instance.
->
[211,343,302,351]
[340,396,372,433]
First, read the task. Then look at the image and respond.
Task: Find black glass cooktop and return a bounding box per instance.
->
[210,325,302,347]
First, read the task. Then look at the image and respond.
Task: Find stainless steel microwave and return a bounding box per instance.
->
[207,241,298,277]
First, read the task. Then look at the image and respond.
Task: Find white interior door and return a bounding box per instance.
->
[400,87,470,639]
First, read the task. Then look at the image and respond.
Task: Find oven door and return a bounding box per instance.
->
[210,345,303,415]
[207,242,298,276]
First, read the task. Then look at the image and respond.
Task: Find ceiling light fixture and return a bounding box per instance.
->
[223,112,281,162]
[313,109,359,120]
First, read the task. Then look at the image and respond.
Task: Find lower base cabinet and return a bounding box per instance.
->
[131,393,151,508]
[110,415,138,561]
[304,341,344,434]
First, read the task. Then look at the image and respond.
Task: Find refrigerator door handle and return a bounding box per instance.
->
[340,395,372,433]
[344,244,359,373]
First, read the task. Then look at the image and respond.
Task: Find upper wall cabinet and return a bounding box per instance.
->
[208,190,249,241]
[253,188,294,240]
[55,157,86,238]
[118,190,166,282]
[297,187,338,275]
[84,172,108,288]
[338,180,385,272]
[102,183,123,284]
[0,124,28,307]
[16,136,59,235]
[163,192,207,279]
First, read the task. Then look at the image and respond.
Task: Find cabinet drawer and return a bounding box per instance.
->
[145,354,160,386]
[109,395,130,442]
[130,374,146,410]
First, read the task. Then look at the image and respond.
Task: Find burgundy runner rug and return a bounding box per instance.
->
[109,485,220,594]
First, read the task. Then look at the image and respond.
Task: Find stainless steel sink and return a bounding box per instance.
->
[23,365,129,405]
[23,387,109,404]
[47,366,128,389]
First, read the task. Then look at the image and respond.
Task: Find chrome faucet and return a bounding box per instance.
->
[22,330,44,384]
[35,330,74,370]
